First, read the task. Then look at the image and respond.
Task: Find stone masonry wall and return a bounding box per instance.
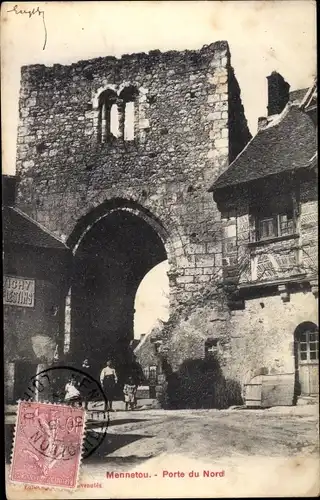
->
[16,41,251,309]
[158,283,317,395]
[228,290,318,387]
[193,173,318,399]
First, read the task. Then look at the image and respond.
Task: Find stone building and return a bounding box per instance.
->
[3,175,71,404]
[15,41,251,384]
[210,73,318,406]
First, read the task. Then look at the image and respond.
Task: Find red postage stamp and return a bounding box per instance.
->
[9,401,86,489]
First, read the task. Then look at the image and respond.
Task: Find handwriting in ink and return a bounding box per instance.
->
[7,5,47,50]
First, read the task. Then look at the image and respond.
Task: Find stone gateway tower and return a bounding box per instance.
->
[15,41,251,379]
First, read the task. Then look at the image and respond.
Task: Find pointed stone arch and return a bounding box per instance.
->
[65,199,176,382]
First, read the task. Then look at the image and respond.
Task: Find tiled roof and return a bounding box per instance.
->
[289,88,308,103]
[3,206,69,250]
[306,152,318,170]
[209,105,317,192]
[300,80,317,110]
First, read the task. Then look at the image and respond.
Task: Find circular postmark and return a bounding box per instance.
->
[21,366,109,459]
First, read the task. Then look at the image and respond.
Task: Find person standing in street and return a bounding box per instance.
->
[123,376,137,411]
[100,360,118,412]
[64,375,82,407]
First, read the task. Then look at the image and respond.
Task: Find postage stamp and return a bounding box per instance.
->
[24,365,110,458]
[9,401,86,489]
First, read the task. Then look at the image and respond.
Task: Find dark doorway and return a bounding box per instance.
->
[14,362,38,401]
[69,207,167,389]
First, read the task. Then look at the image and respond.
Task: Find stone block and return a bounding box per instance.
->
[210,129,221,140]
[177,256,196,269]
[208,75,219,85]
[195,275,211,283]
[188,243,206,254]
[218,75,228,84]
[221,128,229,139]
[208,111,222,121]
[184,267,203,276]
[18,127,28,137]
[26,98,37,107]
[208,94,220,104]
[207,149,220,159]
[176,276,194,284]
[214,101,228,112]
[215,138,229,149]
[216,84,228,94]
[22,160,35,169]
[139,118,150,129]
[195,254,215,268]
[184,283,201,292]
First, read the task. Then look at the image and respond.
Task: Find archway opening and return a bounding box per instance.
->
[70,208,167,385]
[134,260,169,341]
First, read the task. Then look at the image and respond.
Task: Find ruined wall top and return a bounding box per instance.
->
[20,41,230,80]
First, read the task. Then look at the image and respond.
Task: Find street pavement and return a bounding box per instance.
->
[6,404,318,465]
[5,405,319,498]
[83,405,319,466]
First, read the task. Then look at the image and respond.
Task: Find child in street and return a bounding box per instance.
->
[123,377,137,411]
[64,375,82,407]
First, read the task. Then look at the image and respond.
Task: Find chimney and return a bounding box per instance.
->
[267,71,290,116]
[2,175,18,207]
[257,116,268,131]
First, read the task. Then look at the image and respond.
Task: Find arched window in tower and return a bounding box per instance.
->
[119,86,139,141]
[124,101,135,141]
[98,89,118,143]
[110,102,119,138]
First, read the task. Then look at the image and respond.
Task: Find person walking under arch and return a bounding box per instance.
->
[100,360,118,412]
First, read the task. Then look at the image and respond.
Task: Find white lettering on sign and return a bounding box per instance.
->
[3,276,35,308]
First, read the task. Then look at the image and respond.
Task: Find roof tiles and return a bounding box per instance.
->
[210,105,317,192]
[3,206,68,250]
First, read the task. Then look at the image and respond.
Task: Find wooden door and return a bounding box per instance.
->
[298,329,319,395]
[244,375,262,407]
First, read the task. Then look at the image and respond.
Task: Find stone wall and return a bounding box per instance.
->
[3,244,69,403]
[16,41,251,309]
[155,263,317,406]
[4,245,69,363]
[229,290,318,386]
[154,170,318,406]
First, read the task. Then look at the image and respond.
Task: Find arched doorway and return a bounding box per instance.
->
[294,321,319,396]
[67,201,169,387]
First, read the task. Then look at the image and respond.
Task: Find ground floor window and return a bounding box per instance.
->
[298,327,319,362]
[295,322,319,396]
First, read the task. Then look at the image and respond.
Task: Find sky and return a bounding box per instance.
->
[1,1,316,337]
[134,261,169,338]
[1,1,316,176]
